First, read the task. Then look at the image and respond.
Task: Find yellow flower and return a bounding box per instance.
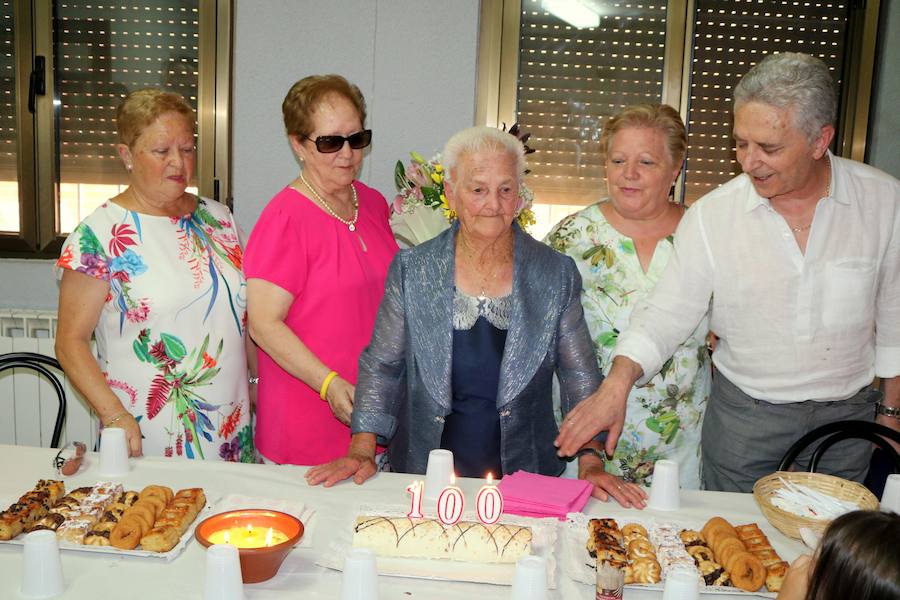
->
[516,208,536,230]
[434,164,443,174]
[431,172,443,184]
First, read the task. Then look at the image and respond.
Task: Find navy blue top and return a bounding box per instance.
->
[440,315,506,478]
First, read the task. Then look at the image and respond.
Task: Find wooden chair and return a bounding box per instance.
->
[0,352,67,448]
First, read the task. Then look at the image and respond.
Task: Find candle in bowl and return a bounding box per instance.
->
[195,509,303,583]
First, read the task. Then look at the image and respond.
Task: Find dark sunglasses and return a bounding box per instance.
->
[303,129,372,153]
[53,441,86,476]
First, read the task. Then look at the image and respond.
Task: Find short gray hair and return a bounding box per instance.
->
[733,52,836,141]
[442,126,526,186]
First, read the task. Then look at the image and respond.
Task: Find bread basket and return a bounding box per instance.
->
[752,471,879,540]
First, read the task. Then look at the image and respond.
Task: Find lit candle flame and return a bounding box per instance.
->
[486,472,493,485]
[246,523,252,534]
[265,527,273,547]
[450,472,456,485]
[223,530,230,544]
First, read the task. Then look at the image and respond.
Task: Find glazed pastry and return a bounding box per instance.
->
[24,512,66,534]
[139,525,181,552]
[765,560,789,593]
[679,529,704,546]
[621,523,648,539]
[687,544,715,564]
[626,538,656,559]
[84,521,116,546]
[649,523,698,577]
[0,480,66,540]
[726,551,767,592]
[353,516,532,563]
[630,557,662,584]
[698,559,732,586]
[733,522,786,592]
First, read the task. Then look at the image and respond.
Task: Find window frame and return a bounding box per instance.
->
[476,0,882,206]
[0,0,233,259]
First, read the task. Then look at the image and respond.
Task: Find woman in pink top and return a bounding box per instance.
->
[244,75,397,465]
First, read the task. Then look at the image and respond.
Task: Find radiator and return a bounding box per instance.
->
[0,310,98,447]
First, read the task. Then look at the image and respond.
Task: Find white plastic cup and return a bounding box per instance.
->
[423,449,454,502]
[510,555,548,600]
[341,548,378,600]
[97,426,130,477]
[647,459,681,511]
[881,474,900,513]
[20,530,65,599]
[662,567,700,600]
[204,544,245,600]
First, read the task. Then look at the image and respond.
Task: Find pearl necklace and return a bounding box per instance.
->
[298,171,359,231]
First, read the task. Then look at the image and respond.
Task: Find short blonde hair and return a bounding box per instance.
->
[282,75,367,138]
[599,104,687,166]
[442,126,526,186]
[116,88,195,148]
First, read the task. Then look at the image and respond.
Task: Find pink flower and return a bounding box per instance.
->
[407,163,430,188]
[392,194,406,214]
[125,299,151,323]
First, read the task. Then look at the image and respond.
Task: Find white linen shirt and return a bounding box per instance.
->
[613,153,900,403]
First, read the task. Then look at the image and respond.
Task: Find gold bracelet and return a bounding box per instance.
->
[319,371,339,401]
[103,412,130,427]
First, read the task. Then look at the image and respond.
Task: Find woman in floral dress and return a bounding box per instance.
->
[55,89,255,462]
[546,104,709,489]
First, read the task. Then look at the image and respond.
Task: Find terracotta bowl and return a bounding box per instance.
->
[195,509,304,583]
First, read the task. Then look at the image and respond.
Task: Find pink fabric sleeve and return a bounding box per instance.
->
[243,202,308,298]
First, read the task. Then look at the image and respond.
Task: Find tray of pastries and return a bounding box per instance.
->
[316,504,559,587]
[0,479,209,562]
[561,513,792,597]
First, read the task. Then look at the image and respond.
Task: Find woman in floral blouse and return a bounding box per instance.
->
[55,89,255,462]
[546,104,710,489]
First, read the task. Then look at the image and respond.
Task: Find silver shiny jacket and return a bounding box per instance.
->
[351,222,602,475]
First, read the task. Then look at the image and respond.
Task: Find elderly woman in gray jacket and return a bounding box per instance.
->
[307,126,648,508]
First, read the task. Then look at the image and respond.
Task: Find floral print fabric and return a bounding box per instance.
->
[57,198,255,462]
[546,202,710,488]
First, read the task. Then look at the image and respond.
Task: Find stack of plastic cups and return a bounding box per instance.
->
[647,459,681,511]
[510,555,548,600]
[97,426,131,478]
[204,543,245,600]
[20,530,66,599]
[341,548,379,600]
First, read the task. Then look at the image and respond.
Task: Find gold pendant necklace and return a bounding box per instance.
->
[298,171,359,231]
[790,160,832,235]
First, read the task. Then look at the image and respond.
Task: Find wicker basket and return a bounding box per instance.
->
[752,471,879,540]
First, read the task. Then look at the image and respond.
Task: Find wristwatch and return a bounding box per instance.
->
[876,402,900,418]
[573,447,606,462]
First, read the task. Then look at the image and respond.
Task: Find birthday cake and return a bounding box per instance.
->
[352,515,532,563]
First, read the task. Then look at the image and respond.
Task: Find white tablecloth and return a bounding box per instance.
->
[0,444,806,599]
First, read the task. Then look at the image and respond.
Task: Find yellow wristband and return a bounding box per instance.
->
[319,370,339,401]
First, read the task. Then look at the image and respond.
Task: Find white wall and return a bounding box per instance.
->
[231,0,480,232]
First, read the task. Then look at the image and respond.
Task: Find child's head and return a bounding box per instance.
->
[806,510,900,600]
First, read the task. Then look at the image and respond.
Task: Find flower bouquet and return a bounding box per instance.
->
[390,126,536,247]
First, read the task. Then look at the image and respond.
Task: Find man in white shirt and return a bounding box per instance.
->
[555,52,900,492]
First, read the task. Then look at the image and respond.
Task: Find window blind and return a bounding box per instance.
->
[0,0,15,183]
[53,1,199,186]
[516,0,668,205]
[683,0,849,203]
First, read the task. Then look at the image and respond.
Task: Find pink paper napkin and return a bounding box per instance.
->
[498,470,593,519]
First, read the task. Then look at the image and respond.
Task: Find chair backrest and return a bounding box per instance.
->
[778,419,900,474]
[0,352,67,448]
